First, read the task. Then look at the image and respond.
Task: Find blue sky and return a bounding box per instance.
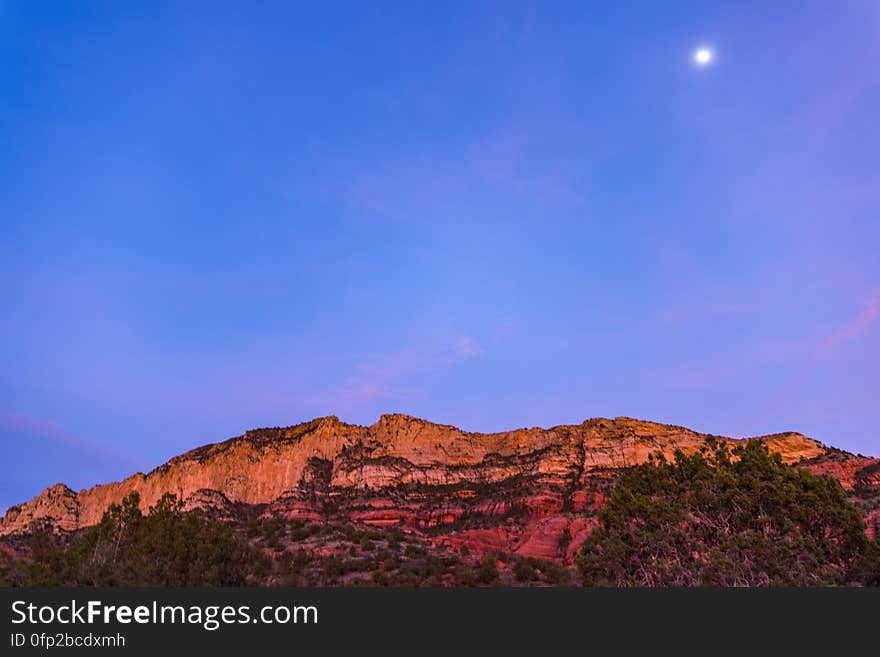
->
[2,1,879,510]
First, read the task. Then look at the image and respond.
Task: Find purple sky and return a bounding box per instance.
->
[1,1,879,511]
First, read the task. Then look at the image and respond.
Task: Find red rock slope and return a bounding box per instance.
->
[1,414,858,563]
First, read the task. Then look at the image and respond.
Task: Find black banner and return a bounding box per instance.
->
[1,587,877,654]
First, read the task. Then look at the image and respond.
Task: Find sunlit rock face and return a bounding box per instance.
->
[3,413,861,564]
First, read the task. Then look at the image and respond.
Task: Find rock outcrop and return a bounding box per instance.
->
[1,414,859,564]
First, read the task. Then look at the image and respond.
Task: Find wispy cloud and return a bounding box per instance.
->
[442,336,482,363]
[0,409,137,469]
[310,334,483,414]
[811,296,880,360]
[751,293,880,429]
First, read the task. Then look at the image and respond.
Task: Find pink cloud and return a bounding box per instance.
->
[310,335,483,413]
[0,409,137,468]
[812,296,880,359]
[443,336,482,363]
[750,294,880,429]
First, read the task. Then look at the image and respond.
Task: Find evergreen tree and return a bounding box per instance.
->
[13,492,264,586]
[577,438,880,586]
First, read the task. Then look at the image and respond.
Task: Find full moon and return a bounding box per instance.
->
[693,47,714,66]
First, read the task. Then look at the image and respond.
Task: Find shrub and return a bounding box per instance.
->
[513,558,538,582]
[577,439,878,586]
[476,556,498,585]
[20,492,263,586]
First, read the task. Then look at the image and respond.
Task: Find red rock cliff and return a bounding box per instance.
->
[0,414,828,541]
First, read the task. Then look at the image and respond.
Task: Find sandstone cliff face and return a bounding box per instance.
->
[0,484,81,534]
[0,414,828,550]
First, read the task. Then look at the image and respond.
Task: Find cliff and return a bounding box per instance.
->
[1,414,839,565]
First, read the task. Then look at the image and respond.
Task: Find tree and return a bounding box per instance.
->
[476,555,499,585]
[18,492,265,586]
[577,438,879,586]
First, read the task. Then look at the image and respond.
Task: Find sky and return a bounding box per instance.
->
[1,1,879,511]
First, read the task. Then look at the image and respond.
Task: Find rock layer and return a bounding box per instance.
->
[0,415,830,549]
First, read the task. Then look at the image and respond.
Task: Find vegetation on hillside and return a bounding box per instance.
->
[0,495,575,587]
[577,438,880,586]
[2,493,261,586]
[2,438,878,587]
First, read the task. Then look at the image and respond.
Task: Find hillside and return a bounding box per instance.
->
[6,413,877,573]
